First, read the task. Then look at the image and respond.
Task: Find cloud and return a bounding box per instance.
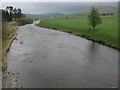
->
[1,0,119,2]
[1,2,118,14]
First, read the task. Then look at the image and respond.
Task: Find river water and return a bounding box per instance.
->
[3,21,118,88]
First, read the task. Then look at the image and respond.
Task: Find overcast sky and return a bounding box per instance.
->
[1,2,118,14]
[1,0,119,2]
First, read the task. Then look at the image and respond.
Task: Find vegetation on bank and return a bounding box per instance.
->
[2,22,19,71]
[16,18,33,25]
[37,17,119,49]
[2,18,33,71]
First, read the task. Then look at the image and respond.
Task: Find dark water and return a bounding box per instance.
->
[4,21,118,88]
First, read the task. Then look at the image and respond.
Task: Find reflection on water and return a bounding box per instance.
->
[87,42,98,62]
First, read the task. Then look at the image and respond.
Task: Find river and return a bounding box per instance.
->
[3,20,118,88]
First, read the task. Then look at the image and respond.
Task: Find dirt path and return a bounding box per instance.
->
[3,20,118,88]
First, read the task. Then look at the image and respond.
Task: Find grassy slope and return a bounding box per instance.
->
[37,17,119,49]
[71,6,118,17]
[2,18,33,71]
[2,22,19,71]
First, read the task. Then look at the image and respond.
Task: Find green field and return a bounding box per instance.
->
[37,17,119,49]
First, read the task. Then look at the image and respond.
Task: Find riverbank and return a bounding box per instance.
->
[2,19,34,88]
[2,22,18,71]
[36,17,119,50]
[2,22,19,71]
[2,18,34,71]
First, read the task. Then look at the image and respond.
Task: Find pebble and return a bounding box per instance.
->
[8,72,10,74]
[12,73,15,75]
[20,42,23,44]
[30,61,32,63]
[17,73,20,75]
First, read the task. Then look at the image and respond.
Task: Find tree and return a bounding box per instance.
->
[6,6,13,21]
[2,6,25,22]
[6,6,13,12]
[13,8,18,20]
[5,11,10,21]
[111,13,114,15]
[17,8,22,18]
[88,6,102,30]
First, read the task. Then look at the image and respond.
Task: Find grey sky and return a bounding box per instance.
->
[1,0,119,2]
[1,2,118,14]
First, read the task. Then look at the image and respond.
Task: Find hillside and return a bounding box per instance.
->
[25,13,65,18]
[70,6,118,17]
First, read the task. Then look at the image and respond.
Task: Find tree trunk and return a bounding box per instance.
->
[93,25,95,30]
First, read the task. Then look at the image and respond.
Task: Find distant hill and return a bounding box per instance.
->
[25,13,65,18]
[70,6,118,17]
[25,6,118,18]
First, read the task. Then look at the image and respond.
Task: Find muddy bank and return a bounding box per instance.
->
[3,20,118,88]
